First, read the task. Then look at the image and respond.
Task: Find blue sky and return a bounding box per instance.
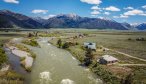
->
[0,0,146,24]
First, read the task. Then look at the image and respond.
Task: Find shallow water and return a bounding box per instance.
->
[10,37,102,84]
[5,47,27,74]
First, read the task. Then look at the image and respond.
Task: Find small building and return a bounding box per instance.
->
[84,42,96,50]
[99,55,118,65]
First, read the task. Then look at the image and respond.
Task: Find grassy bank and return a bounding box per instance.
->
[22,37,39,47]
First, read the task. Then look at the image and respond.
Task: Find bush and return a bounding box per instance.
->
[128,38,132,41]
[30,52,36,59]
[20,57,26,61]
[91,63,120,84]
[0,48,7,66]
[57,39,62,48]
[22,39,39,47]
[6,71,24,80]
[26,67,32,72]
[75,42,79,45]
[62,42,69,49]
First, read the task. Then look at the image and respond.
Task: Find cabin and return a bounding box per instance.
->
[99,55,118,65]
[84,42,96,50]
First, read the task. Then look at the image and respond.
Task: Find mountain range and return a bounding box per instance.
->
[0,10,145,30]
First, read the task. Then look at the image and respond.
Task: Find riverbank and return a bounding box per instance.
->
[0,33,25,84]
[5,38,36,72]
[24,37,102,84]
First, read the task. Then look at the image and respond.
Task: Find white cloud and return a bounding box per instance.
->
[124,9,144,16]
[104,12,110,15]
[140,13,146,16]
[120,14,129,18]
[32,9,48,14]
[113,14,129,18]
[80,0,102,5]
[42,14,56,19]
[91,6,101,10]
[142,5,146,9]
[3,0,19,4]
[113,16,119,18]
[124,7,134,10]
[114,9,146,19]
[104,6,120,11]
[91,10,100,15]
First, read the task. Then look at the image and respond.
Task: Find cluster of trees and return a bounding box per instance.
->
[57,39,70,49]
[27,32,39,37]
[84,48,94,66]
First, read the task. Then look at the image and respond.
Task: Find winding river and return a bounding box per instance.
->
[7,37,102,84]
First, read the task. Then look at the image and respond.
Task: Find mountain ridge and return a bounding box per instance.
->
[0,10,145,30]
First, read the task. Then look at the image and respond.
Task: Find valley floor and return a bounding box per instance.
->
[0,29,146,84]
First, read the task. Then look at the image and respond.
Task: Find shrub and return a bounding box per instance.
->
[128,38,132,41]
[30,52,36,59]
[6,71,24,80]
[20,57,26,61]
[0,48,7,66]
[22,39,39,47]
[91,64,120,84]
[57,39,62,48]
[26,67,32,72]
[62,42,69,49]
[75,42,79,45]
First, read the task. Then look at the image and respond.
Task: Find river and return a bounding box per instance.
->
[7,37,102,84]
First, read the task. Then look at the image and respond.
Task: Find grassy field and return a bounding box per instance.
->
[63,31,146,59]
[48,30,146,84]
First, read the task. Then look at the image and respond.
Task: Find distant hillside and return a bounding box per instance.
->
[135,23,146,30]
[0,10,138,30]
[0,10,43,28]
[44,14,129,30]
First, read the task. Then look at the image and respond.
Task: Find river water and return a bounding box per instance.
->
[7,37,102,84]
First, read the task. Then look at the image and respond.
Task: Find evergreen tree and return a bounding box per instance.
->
[57,39,62,48]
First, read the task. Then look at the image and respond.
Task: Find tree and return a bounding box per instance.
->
[84,57,92,66]
[57,39,62,48]
[28,33,33,37]
[84,48,94,66]
[86,48,94,59]
[62,42,69,49]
